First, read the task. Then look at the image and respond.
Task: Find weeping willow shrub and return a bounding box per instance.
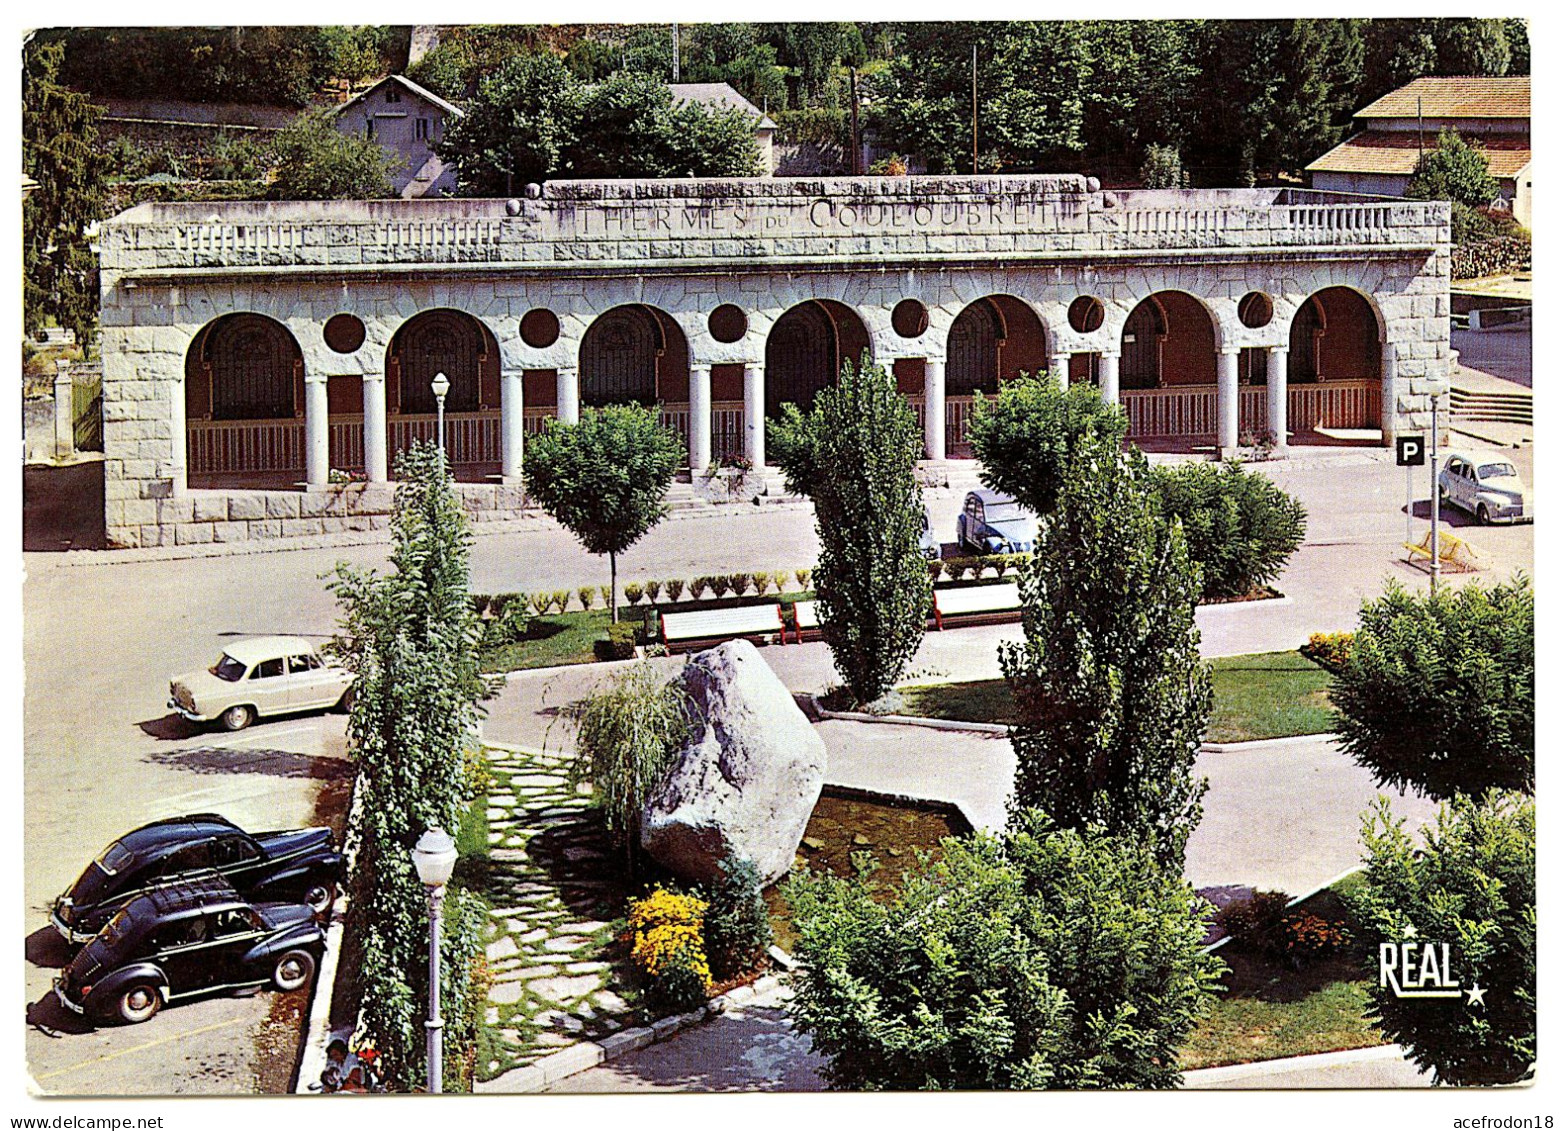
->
[567,662,693,879]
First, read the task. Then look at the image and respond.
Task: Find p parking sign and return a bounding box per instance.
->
[1396,434,1426,467]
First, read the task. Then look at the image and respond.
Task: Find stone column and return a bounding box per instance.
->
[1381,340,1399,446]
[742,363,765,469]
[53,360,75,460]
[1217,346,1241,455]
[304,373,329,488]
[688,364,712,473]
[1050,352,1070,391]
[1099,350,1120,406]
[500,369,524,483]
[556,366,580,425]
[167,374,187,498]
[362,371,388,484]
[1266,346,1289,455]
[923,357,947,460]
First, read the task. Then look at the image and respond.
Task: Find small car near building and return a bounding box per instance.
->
[168,635,352,731]
[956,489,1040,555]
[51,814,343,945]
[1437,452,1534,525]
[53,876,324,1025]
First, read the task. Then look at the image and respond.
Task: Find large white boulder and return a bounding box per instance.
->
[641,639,826,886]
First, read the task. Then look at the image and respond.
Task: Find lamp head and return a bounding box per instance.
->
[411,827,458,888]
[431,371,451,400]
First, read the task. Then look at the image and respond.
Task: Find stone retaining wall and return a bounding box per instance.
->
[124,482,528,548]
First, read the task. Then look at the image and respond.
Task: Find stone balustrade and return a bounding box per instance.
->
[101,177,1449,280]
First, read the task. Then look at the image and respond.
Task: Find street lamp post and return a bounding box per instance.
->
[431,372,451,461]
[411,827,458,1094]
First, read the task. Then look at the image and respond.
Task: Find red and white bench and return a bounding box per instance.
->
[931,583,1022,630]
[659,604,788,654]
[791,600,821,643]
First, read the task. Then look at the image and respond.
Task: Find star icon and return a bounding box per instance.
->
[1465,984,1488,1008]
[1402,924,1418,939]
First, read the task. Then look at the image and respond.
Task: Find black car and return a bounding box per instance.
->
[51,814,343,944]
[53,877,324,1025]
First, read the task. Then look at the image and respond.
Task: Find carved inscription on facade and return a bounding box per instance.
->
[577,194,1073,237]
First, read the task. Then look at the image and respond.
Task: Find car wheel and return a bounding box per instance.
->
[334,687,354,714]
[220,704,254,732]
[1477,503,1492,526]
[304,880,337,915]
[272,949,316,993]
[117,983,161,1025]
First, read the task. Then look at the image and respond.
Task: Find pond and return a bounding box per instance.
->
[764,788,972,952]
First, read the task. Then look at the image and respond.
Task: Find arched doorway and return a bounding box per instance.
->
[579,304,687,408]
[184,313,304,487]
[1288,287,1379,382]
[1120,291,1216,388]
[387,309,500,478]
[1287,287,1382,432]
[1118,292,1220,440]
[764,300,870,417]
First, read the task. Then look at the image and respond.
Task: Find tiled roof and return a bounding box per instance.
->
[1357,76,1529,121]
[1307,130,1532,179]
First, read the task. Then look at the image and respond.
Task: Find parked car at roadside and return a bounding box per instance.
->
[53,876,324,1025]
[956,489,1039,554]
[1437,452,1534,525]
[168,635,352,731]
[51,814,343,944]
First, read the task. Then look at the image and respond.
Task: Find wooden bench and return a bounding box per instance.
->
[1404,531,1482,573]
[660,604,788,653]
[792,599,821,643]
[931,583,1023,630]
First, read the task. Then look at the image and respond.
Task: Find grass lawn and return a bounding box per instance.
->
[896,650,1335,742]
[477,609,612,672]
[1207,650,1335,743]
[1180,878,1384,1070]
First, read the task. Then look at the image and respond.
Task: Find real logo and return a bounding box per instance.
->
[1378,926,1487,1006]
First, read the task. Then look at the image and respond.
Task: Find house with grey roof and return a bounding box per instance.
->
[333,74,464,198]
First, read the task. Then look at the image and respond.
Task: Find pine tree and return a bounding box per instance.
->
[1002,430,1211,869]
[23,39,106,346]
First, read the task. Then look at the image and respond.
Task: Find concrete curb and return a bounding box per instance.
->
[292,901,350,1094]
[810,694,1010,735]
[477,972,789,1094]
[1181,1042,1413,1086]
[1199,732,1336,754]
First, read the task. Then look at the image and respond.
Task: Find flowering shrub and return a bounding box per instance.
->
[1301,631,1355,671]
[1280,911,1347,962]
[628,888,711,1015]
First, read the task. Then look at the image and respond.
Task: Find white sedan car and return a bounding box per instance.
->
[1437,452,1534,526]
[168,636,353,731]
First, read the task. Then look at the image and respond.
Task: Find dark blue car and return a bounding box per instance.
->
[51,814,342,944]
[54,876,323,1025]
[956,489,1039,555]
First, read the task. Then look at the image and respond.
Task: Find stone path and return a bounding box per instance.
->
[476,744,637,1083]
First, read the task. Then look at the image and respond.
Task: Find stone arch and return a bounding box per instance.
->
[1119,291,1217,389]
[1288,286,1382,384]
[764,300,871,417]
[185,312,304,423]
[579,303,689,408]
[387,308,499,415]
[944,294,1051,396]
